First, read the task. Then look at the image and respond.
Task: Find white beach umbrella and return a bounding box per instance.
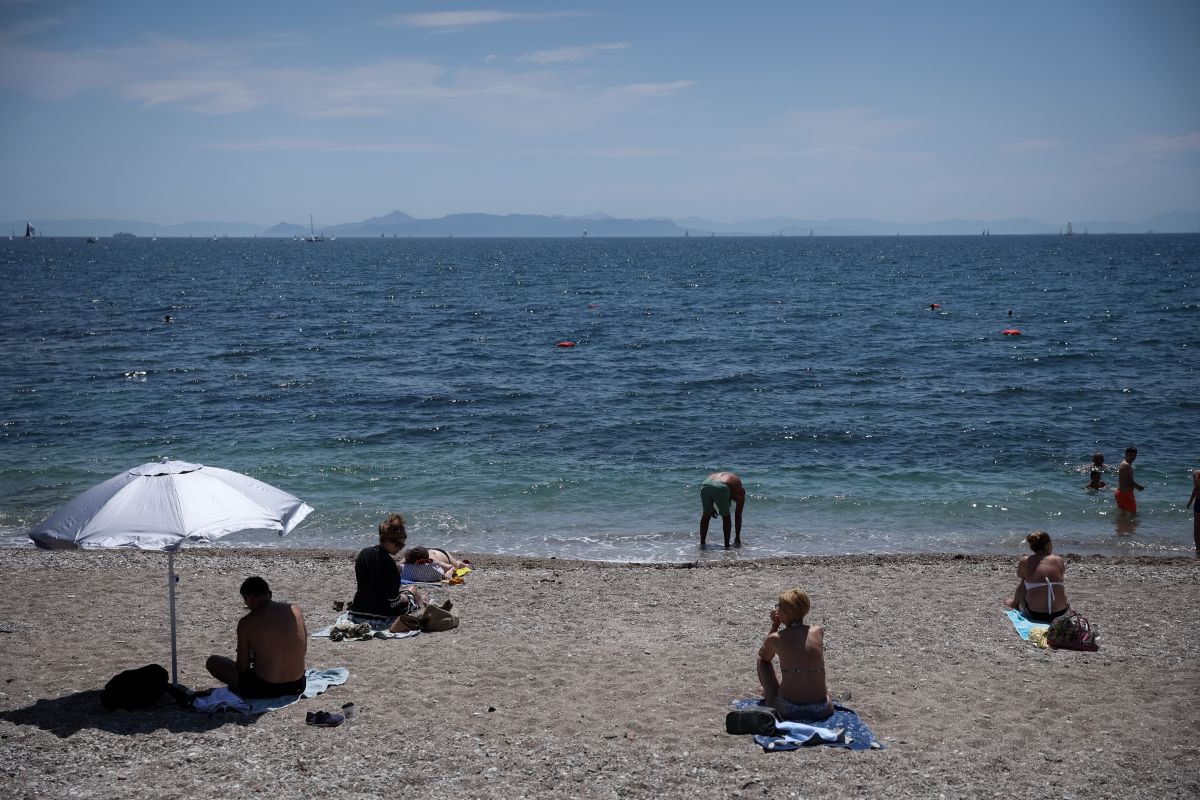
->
[29,458,313,683]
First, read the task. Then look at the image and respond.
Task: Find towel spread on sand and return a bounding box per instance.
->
[193,667,349,715]
[311,612,421,640]
[732,699,885,751]
[1005,609,1050,648]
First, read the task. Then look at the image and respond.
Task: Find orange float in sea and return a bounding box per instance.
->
[929,303,941,310]
[556,341,577,347]
[1002,329,1021,336]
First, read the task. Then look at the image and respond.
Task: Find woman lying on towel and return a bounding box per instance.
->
[400,546,470,583]
[756,588,834,722]
[1005,530,1071,623]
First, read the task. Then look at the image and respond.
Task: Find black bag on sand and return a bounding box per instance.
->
[725,707,779,736]
[100,664,169,711]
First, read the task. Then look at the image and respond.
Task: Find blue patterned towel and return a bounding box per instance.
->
[732,699,885,751]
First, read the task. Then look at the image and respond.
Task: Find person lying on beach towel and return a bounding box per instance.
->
[400,546,470,583]
[1004,530,1071,624]
[755,588,834,723]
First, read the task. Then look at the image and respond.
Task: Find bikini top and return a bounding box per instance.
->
[1023,577,1064,614]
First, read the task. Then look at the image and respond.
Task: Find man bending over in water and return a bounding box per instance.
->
[206,576,308,699]
[700,471,746,548]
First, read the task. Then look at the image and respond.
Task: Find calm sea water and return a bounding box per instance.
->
[1,235,1196,560]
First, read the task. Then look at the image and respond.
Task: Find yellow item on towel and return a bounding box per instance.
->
[1028,627,1050,649]
[454,566,472,577]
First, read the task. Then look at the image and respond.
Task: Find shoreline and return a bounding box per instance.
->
[1,548,1197,798]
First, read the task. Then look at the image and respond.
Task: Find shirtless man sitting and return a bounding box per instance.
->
[206,576,308,699]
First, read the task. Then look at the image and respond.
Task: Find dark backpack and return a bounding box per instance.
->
[100,664,169,711]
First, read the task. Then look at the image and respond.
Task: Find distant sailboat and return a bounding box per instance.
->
[1065,222,1074,236]
[302,215,326,243]
[24,221,35,239]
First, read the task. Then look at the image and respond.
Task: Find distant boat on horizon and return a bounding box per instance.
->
[302,215,327,243]
[24,221,34,239]
[1066,222,1074,235]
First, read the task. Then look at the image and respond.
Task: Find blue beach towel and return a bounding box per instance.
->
[732,699,885,751]
[193,667,349,715]
[1005,608,1049,642]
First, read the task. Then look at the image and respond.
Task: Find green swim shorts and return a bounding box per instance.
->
[700,478,732,516]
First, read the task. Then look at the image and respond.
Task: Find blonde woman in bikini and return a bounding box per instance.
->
[1005,530,1071,622]
[756,588,834,722]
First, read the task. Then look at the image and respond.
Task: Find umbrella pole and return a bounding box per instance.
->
[168,551,178,685]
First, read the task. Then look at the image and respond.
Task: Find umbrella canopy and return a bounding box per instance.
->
[30,458,312,551]
[29,458,313,683]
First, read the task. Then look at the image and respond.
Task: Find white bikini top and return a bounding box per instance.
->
[1023,577,1064,614]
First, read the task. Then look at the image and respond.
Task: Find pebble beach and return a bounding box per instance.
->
[1,547,1197,799]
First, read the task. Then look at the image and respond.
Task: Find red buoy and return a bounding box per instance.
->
[1002,329,1021,336]
[929,303,941,310]
[556,341,576,347]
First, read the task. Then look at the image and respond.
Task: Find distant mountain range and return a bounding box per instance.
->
[6,209,1199,238]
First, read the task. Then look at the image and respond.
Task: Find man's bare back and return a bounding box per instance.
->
[238,600,307,683]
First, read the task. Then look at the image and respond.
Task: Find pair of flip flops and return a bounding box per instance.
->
[305,710,344,727]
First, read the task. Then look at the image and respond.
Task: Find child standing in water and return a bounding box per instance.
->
[1083,470,1108,491]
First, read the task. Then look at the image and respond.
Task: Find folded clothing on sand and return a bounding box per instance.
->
[731,699,884,751]
[193,667,349,715]
[311,612,420,640]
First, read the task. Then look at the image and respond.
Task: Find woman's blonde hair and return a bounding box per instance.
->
[777,589,811,621]
[1026,530,1052,553]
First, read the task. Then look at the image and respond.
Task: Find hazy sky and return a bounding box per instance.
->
[2,1,1197,226]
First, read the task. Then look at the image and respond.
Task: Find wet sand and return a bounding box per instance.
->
[0,548,1197,799]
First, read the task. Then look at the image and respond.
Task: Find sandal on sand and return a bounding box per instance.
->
[305,710,344,728]
[725,708,779,736]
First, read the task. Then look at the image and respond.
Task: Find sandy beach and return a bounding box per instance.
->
[1,547,1197,799]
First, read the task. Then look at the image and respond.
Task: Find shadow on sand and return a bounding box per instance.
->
[0,690,257,738]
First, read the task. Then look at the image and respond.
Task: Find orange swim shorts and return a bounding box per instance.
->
[1114,489,1137,513]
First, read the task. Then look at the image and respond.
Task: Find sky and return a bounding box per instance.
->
[1,0,1198,227]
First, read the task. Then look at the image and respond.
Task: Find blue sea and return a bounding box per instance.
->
[1,235,1196,560]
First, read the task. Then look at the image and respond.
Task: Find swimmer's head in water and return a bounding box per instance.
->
[1092,451,1104,466]
[1125,446,1137,461]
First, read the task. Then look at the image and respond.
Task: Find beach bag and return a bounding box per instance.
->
[419,604,459,632]
[725,707,779,736]
[100,663,169,711]
[1046,612,1098,651]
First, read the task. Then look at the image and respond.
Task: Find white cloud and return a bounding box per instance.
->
[388,10,581,29]
[517,42,630,65]
[1124,131,1200,155]
[205,138,452,154]
[123,78,260,114]
[1001,139,1063,154]
[604,80,695,98]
